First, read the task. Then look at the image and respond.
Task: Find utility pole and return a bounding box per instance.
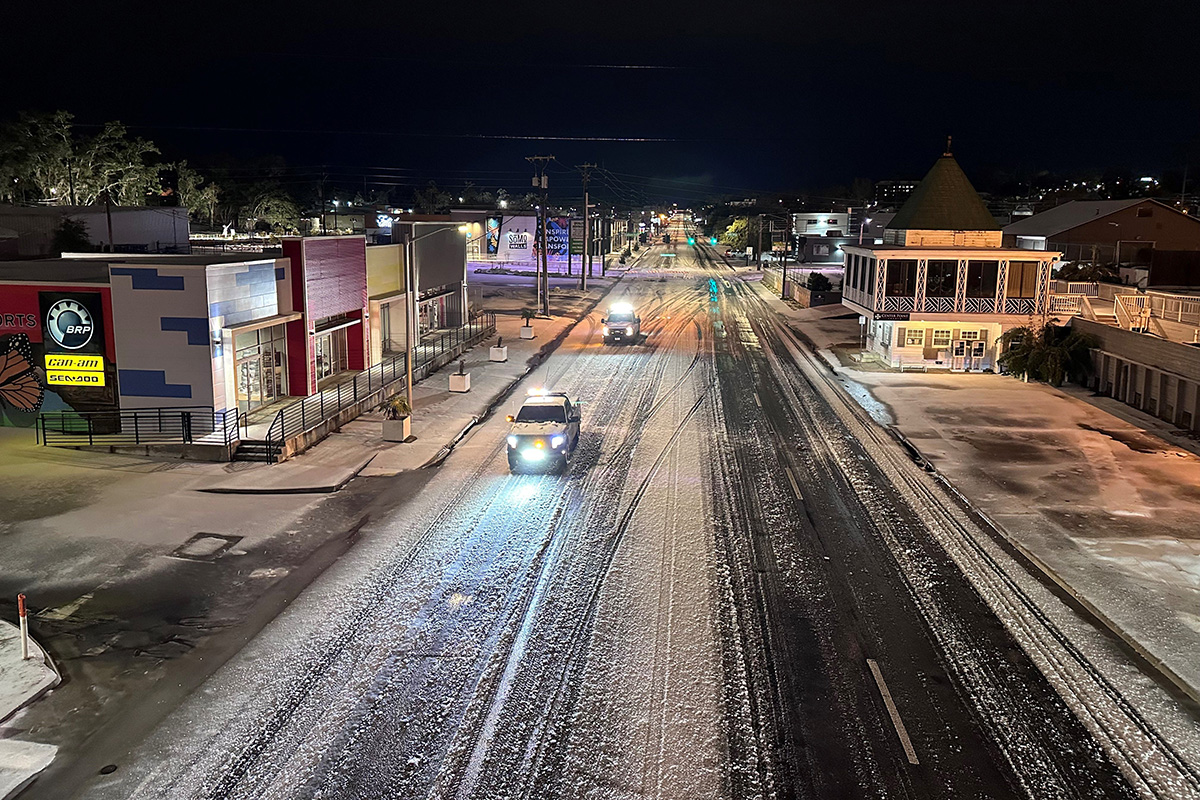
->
[526,155,555,316]
[756,213,763,267]
[577,164,596,292]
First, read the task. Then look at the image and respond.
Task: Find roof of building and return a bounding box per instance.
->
[1001,199,1179,237]
[0,259,111,284]
[886,154,1000,233]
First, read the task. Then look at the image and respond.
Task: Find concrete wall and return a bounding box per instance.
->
[1074,316,1200,429]
[108,265,214,409]
[366,244,404,297]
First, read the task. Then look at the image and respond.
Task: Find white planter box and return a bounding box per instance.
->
[450,373,471,393]
[519,325,535,339]
[382,417,411,442]
[489,345,508,362]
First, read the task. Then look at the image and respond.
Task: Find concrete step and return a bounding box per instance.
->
[233,440,275,462]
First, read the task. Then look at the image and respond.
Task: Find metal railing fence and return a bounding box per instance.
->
[38,406,239,448]
[263,312,496,462]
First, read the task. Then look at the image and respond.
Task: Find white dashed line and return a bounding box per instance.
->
[783,466,804,501]
[867,658,920,765]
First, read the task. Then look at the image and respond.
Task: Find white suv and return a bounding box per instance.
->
[506,391,581,473]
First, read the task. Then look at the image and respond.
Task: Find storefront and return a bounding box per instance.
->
[313,314,354,383]
[418,285,463,336]
[232,322,289,412]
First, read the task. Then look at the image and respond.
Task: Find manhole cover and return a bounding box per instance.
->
[169,533,243,562]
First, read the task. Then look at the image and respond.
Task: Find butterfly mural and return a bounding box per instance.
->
[0,334,44,413]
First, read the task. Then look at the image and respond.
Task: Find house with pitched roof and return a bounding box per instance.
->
[841,150,1061,371]
[1003,198,1200,265]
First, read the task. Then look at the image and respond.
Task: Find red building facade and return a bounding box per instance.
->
[281,236,370,397]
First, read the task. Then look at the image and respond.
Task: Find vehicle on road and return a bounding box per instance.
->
[505,390,581,473]
[601,303,641,344]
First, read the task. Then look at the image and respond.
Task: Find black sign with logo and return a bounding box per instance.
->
[874,312,911,321]
[40,291,105,355]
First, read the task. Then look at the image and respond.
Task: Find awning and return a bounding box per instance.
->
[225,311,302,335]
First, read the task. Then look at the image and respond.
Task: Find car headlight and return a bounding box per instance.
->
[625,326,634,335]
[551,434,564,449]
[507,435,517,447]
[602,326,609,336]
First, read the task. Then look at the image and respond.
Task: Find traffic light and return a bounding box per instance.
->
[709,237,718,246]
[687,237,695,245]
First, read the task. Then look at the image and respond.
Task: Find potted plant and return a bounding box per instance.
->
[520,308,536,339]
[449,358,471,393]
[490,335,508,362]
[381,394,412,442]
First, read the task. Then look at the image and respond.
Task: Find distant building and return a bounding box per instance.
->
[874,180,919,208]
[842,151,1060,371]
[792,211,848,239]
[0,205,190,260]
[1002,199,1200,266]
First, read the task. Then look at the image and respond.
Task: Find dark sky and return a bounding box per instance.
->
[7,0,1199,205]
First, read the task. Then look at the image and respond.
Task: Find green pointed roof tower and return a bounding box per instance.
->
[885,141,999,245]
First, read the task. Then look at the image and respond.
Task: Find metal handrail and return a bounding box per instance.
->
[39,406,239,449]
[262,311,496,462]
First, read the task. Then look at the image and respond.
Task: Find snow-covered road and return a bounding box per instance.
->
[83,243,1198,799]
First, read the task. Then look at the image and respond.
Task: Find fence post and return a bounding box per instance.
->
[182,411,192,444]
[134,413,140,444]
[88,416,94,446]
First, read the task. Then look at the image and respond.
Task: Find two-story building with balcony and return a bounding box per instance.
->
[841,151,1061,371]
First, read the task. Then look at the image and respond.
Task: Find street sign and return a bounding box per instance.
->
[569,219,585,256]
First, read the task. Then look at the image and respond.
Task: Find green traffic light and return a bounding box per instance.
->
[710,237,717,245]
[687,237,695,245]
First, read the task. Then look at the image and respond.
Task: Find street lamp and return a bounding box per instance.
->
[858,217,873,245]
[332,199,340,234]
[403,223,470,410]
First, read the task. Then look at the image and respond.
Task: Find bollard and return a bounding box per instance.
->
[18,593,29,660]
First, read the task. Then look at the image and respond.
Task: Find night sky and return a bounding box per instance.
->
[7,0,1198,205]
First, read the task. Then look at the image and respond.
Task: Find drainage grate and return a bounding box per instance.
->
[169,533,243,562]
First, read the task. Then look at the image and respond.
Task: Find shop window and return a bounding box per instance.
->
[932,329,951,347]
[905,329,924,346]
[960,330,980,340]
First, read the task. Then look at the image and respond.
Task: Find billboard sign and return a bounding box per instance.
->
[486,216,502,255]
[569,219,585,256]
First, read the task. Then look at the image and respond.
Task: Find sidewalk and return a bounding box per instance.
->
[0,621,59,799]
[199,276,619,491]
[746,275,1200,704]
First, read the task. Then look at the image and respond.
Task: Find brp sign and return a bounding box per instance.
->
[45,298,95,350]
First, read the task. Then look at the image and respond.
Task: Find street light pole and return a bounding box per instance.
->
[859,217,873,245]
[403,223,469,411]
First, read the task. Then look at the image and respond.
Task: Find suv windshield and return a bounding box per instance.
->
[608,311,634,323]
[516,404,566,423]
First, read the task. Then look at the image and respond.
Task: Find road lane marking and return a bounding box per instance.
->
[783,466,804,501]
[867,658,920,765]
[39,578,117,620]
[753,391,762,407]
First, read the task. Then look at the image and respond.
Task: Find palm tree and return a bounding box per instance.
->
[999,324,1096,386]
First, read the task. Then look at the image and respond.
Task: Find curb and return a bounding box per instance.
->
[775,303,1200,707]
[0,625,61,726]
[419,275,626,470]
[198,454,377,495]
[931,467,1200,708]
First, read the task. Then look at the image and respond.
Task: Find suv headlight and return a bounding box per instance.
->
[602,326,609,336]
[625,326,634,335]
[551,434,565,449]
[507,435,518,447]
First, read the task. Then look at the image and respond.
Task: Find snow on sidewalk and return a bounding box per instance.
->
[1,620,59,800]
